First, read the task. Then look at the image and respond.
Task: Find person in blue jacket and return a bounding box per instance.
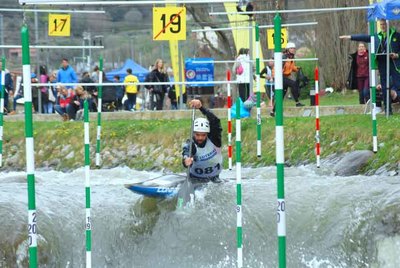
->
[57,58,77,89]
[340,19,400,115]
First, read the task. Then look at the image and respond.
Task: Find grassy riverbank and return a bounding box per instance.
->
[1,113,399,174]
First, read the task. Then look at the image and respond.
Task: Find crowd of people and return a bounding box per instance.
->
[3,27,400,119]
[340,19,400,115]
[232,21,400,117]
[0,58,187,120]
[234,42,306,117]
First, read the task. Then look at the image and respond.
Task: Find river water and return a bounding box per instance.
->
[0,165,399,268]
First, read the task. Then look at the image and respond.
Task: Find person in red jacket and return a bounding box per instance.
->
[54,85,74,121]
[347,42,370,104]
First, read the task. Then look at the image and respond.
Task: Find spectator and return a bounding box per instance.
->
[167,67,177,110]
[54,85,74,121]
[67,85,91,121]
[123,68,139,111]
[376,83,399,112]
[48,72,58,107]
[100,72,117,112]
[31,73,39,113]
[39,65,53,114]
[0,62,13,114]
[260,58,275,107]
[233,48,253,102]
[236,0,254,18]
[347,43,370,104]
[145,59,168,110]
[80,71,97,111]
[389,87,400,104]
[57,58,77,89]
[282,42,304,107]
[269,42,304,117]
[340,19,400,115]
[10,78,23,115]
[91,65,99,83]
[80,72,97,96]
[113,75,125,111]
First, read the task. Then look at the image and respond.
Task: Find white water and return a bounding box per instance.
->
[1,165,400,267]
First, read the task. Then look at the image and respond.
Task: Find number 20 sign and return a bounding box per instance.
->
[48,14,71,37]
[153,7,186,41]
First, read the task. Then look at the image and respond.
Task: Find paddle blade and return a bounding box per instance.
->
[176,180,194,208]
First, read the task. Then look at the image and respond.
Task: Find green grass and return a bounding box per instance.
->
[278,90,359,107]
[1,113,399,174]
[318,91,359,106]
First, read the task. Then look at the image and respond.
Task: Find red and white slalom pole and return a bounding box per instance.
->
[315,67,321,168]
[227,70,232,170]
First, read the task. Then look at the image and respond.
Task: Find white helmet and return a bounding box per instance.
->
[193,118,210,133]
[286,42,296,49]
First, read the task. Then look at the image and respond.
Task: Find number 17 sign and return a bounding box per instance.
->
[153,7,186,41]
[48,14,71,37]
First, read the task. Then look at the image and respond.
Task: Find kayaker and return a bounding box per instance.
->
[182,99,223,182]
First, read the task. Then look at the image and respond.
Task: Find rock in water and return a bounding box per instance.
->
[333,150,374,176]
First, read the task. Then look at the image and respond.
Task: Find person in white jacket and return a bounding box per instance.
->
[233,48,254,102]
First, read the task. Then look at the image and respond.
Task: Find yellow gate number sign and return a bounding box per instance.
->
[153,7,186,41]
[267,28,288,50]
[48,14,71,37]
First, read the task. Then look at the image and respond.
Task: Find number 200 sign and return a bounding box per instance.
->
[48,14,71,37]
[153,7,186,41]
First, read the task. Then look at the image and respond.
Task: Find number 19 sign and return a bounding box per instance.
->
[153,7,186,41]
[48,14,71,37]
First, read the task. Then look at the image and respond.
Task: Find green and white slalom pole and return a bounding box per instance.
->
[83,100,92,268]
[84,100,92,267]
[235,98,243,268]
[255,23,262,157]
[95,56,103,167]
[0,57,5,167]
[22,24,38,268]
[274,14,286,268]
[369,21,378,153]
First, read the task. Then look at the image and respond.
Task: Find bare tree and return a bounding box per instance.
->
[186,4,236,60]
[306,0,366,90]
[186,1,280,63]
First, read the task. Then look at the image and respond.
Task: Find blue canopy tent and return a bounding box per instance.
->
[368,0,400,20]
[106,59,149,82]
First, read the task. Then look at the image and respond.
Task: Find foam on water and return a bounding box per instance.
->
[373,235,400,268]
[1,165,400,267]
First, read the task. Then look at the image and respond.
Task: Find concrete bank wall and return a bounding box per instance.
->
[4,105,369,122]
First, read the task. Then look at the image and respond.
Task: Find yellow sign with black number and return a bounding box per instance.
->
[48,14,71,37]
[267,28,288,49]
[153,7,186,41]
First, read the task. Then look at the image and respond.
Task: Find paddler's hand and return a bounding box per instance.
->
[184,157,193,167]
[189,99,202,109]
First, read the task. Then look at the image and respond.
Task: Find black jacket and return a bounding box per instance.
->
[347,52,358,90]
[145,70,168,94]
